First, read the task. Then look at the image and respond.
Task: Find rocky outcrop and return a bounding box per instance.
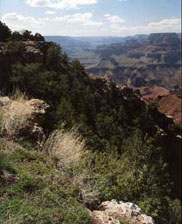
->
[138,86,181,125]
[23,41,44,63]
[91,200,154,224]
[139,86,170,102]
[0,96,49,140]
[158,93,181,125]
[0,41,51,63]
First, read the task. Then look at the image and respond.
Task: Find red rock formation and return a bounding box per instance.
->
[139,86,181,125]
[158,93,181,125]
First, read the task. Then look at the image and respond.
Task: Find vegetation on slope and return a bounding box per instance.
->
[0,146,90,224]
[0,22,181,224]
[0,21,45,42]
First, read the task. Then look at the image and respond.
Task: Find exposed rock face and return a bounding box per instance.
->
[139,86,170,102]
[91,200,154,224]
[0,96,49,140]
[138,86,181,125]
[23,41,44,63]
[0,41,51,64]
[158,93,181,125]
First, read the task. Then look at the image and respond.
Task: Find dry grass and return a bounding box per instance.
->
[0,110,4,129]
[1,93,31,138]
[72,169,102,207]
[0,91,45,140]
[44,129,101,206]
[10,89,29,102]
[44,129,85,168]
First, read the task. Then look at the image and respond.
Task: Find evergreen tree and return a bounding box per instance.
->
[0,21,11,42]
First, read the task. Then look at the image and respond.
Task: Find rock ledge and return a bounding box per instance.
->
[91,200,154,224]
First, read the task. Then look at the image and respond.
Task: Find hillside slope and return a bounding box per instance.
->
[0,23,181,224]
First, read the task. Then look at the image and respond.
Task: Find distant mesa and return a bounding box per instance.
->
[148,33,180,46]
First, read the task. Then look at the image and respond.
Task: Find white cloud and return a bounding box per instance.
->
[84,20,103,27]
[2,12,181,36]
[27,0,98,10]
[147,18,181,31]
[104,14,125,24]
[54,12,103,26]
[67,13,93,23]
[109,18,181,36]
[45,10,57,15]
[27,0,50,6]
[2,12,48,33]
[1,12,103,35]
[2,12,45,31]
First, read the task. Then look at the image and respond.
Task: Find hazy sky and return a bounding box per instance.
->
[0,0,181,36]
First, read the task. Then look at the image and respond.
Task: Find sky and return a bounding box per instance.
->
[0,0,181,36]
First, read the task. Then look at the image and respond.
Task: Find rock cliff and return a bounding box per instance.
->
[0,41,51,64]
[138,86,181,124]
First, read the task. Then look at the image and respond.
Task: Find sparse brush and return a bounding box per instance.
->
[0,91,46,141]
[10,89,29,102]
[0,90,30,138]
[0,110,4,132]
[44,128,85,169]
[72,168,102,208]
[44,129,103,207]
[1,103,32,138]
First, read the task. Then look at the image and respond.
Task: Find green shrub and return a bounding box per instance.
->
[10,148,44,162]
[17,173,41,193]
[0,152,16,175]
[18,140,36,150]
[78,130,181,223]
[4,41,24,53]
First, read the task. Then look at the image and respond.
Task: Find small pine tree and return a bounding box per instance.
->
[0,21,11,42]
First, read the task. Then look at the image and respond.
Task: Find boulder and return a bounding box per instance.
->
[91,200,154,224]
[0,96,49,140]
[24,41,44,63]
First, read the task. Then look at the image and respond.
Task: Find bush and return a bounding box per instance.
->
[44,129,85,168]
[0,21,11,42]
[78,130,181,223]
